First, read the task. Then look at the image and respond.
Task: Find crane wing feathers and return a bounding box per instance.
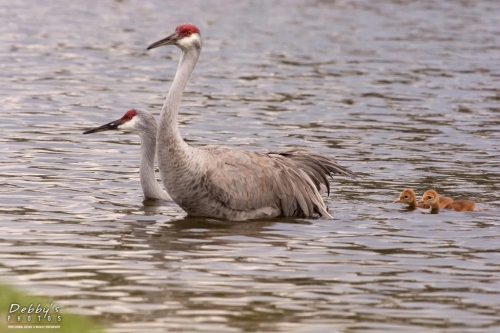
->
[200,146,352,218]
[272,148,357,178]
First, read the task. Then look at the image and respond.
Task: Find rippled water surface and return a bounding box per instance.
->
[1,0,500,332]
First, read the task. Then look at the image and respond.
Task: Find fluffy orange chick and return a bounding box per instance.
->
[444,199,476,212]
[394,189,429,209]
[418,190,442,212]
[419,190,475,212]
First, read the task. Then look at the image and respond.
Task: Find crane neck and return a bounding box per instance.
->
[156,43,202,203]
[158,46,200,148]
[139,128,171,201]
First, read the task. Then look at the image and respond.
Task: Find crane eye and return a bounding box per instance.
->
[404,196,409,199]
[427,196,432,199]
[186,31,192,36]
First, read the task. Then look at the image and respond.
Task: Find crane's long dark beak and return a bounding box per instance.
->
[83,119,122,134]
[147,32,179,50]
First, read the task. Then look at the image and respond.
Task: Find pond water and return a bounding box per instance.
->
[1,0,499,332]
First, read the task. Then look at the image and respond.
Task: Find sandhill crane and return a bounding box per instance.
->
[83,108,171,201]
[419,190,476,213]
[146,23,356,220]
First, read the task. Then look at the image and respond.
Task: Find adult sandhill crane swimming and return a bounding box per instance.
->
[83,109,171,201]
[83,108,334,204]
[147,23,356,221]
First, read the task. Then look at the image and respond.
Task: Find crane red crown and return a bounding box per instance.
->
[121,109,137,121]
[176,23,200,37]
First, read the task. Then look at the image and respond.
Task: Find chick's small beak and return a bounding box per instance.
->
[417,199,424,204]
[147,32,179,50]
[394,198,401,203]
[83,119,122,134]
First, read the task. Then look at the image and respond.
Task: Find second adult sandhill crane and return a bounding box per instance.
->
[147,23,356,221]
[83,109,171,201]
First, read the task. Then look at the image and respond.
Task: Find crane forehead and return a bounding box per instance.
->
[176,23,200,36]
[121,109,137,120]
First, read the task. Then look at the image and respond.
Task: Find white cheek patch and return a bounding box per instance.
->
[118,116,138,132]
[178,34,201,48]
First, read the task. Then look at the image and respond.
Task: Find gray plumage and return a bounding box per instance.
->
[134,109,172,201]
[83,108,171,201]
[148,24,356,221]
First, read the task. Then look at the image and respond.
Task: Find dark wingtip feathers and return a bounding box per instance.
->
[272,149,357,196]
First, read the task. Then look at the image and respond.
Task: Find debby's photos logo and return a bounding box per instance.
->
[6,302,62,328]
